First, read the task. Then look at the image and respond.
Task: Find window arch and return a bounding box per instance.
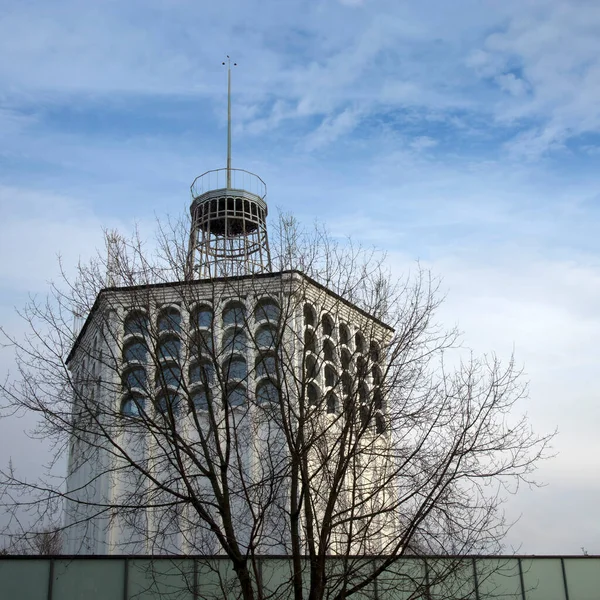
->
[123,339,148,363]
[323,339,335,363]
[192,304,213,329]
[256,353,276,378]
[359,383,369,404]
[341,348,352,371]
[157,306,181,333]
[326,392,338,414]
[374,388,384,411]
[191,329,213,356]
[256,380,279,404]
[321,313,334,337]
[325,364,336,388]
[124,311,149,337]
[254,298,280,323]
[256,325,277,350]
[342,372,352,396]
[372,366,383,387]
[156,392,180,415]
[339,323,350,346]
[369,341,381,363]
[191,390,209,412]
[303,304,316,327]
[307,383,320,407]
[304,329,316,354]
[122,366,147,390]
[227,384,246,407]
[121,394,145,417]
[355,332,365,354]
[305,354,318,380]
[223,329,246,353]
[223,301,245,328]
[357,356,368,379]
[155,363,182,389]
[223,356,247,381]
[158,336,180,361]
[189,361,214,386]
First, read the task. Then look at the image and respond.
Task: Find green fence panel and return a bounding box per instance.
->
[127,558,194,600]
[53,559,124,600]
[376,557,427,600]
[260,557,297,599]
[474,558,522,600]
[563,557,600,600]
[521,558,566,600]
[0,558,49,600]
[428,558,476,600]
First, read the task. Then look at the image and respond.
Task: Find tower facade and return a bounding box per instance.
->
[63,63,396,558]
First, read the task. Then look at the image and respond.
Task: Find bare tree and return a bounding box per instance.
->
[0,213,553,599]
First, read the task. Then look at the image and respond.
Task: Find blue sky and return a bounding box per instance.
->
[1,0,600,553]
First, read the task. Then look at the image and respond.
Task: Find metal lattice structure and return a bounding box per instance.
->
[186,168,272,279]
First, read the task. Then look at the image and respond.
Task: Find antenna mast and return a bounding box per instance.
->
[186,56,272,279]
[224,56,236,188]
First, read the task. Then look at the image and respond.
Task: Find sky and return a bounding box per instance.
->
[1,0,599,554]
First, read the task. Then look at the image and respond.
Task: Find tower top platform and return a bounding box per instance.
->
[191,168,267,201]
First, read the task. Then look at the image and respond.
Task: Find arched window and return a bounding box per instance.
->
[256,380,279,404]
[256,325,277,350]
[156,392,180,415]
[158,336,180,361]
[227,384,246,407]
[355,332,365,354]
[254,298,280,323]
[374,389,383,411]
[359,383,369,404]
[341,348,352,371]
[223,356,247,380]
[156,363,182,389]
[256,353,276,378]
[339,323,350,346]
[342,372,352,396]
[124,311,149,337]
[303,304,316,327]
[191,329,213,356]
[325,364,336,388]
[360,403,370,428]
[223,329,246,353]
[369,341,380,363]
[323,339,335,363]
[191,390,209,412]
[192,304,213,329]
[372,366,382,387]
[322,314,334,337]
[304,329,316,354]
[305,354,318,379]
[357,356,368,379]
[123,339,147,363]
[223,301,245,328]
[157,307,181,333]
[307,383,320,407]
[122,366,146,390]
[189,361,214,386]
[326,393,338,414]
[121,394,145,417]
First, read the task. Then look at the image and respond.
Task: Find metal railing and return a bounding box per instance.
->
[191,169,267,200]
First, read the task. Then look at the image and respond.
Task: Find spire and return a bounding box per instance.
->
[223,56,236,188]
[185,57,271,280]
